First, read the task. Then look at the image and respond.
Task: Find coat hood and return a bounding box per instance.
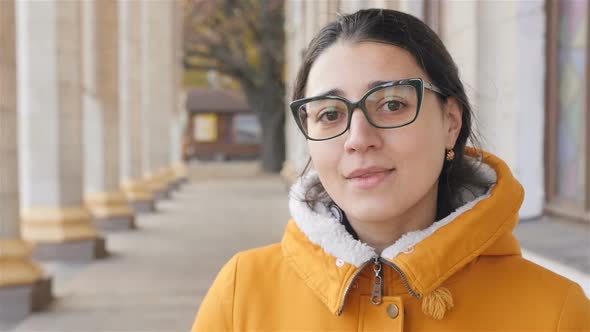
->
[283,149,525,318]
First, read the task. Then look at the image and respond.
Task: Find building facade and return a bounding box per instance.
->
[0,0,186,321]
[283,0,589,225]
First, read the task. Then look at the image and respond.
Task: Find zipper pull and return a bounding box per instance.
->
[371,257,383,305]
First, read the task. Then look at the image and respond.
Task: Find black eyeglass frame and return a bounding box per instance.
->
[289,78,445,141]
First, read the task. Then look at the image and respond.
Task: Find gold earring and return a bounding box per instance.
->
[446,149,455,161]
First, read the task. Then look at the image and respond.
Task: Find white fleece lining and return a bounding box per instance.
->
[288,159,498,268]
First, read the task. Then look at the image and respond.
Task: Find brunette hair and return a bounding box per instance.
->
[293,9,490,220]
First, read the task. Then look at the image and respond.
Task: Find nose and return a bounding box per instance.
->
[343,107,383,153]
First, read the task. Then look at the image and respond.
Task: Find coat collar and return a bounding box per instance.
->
[282,149,524,315]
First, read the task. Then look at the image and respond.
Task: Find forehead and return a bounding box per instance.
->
[305,41,427,99]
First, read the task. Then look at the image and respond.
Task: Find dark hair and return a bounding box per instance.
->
[292,9,491,220]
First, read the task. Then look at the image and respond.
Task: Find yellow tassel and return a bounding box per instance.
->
[421,287,454,320]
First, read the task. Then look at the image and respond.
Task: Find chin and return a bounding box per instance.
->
[346,203,404,225]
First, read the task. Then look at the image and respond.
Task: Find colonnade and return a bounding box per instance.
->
[0,0,187,320]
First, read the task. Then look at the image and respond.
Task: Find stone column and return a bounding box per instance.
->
[440,1,479,115]
[396,0,424,19]
[476,2,519,173]
[282,0,309,184]
[170,2,189,188]
[369,0,398,9]
[141,1,173,200]
[161,2,178,194]
[17,0,105,260]
[119,0,156,213]
[338,0,368,13]
[168,94,188,190]
[82,0,135,230]
[0,0,47,321]
[442,1,544,218]
[475,1,545,218]
[513,1,545,219]
[170,92,189,188]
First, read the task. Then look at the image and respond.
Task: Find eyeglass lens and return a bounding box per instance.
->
[297,84,418,140]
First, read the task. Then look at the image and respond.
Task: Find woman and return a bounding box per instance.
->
[192,9,590,331]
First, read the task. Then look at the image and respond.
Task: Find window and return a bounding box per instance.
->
[193,113,218,143]
[232,114,261,144]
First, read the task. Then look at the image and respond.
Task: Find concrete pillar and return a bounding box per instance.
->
[0,0,47,321]
[282,1,309,184]
[157,1,177,195]
[477,2,519,176]
[396,0,424,19]
[467,1,544,218]
[168,1,188,190]
[439,1,479,132]
[339,0,368,13]
[317,1,337,29]
[513,1,545,218]
[82,0,135,230]
[16,0,105,260]
[369,0,398,10]
[141,1,173,200]
[170,94,189,189]
[118,0,156,214]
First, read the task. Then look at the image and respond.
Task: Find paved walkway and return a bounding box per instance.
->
[516,216,590,295]
[6,161,590,331]
[516,216,590,274]
[8,162,290,332]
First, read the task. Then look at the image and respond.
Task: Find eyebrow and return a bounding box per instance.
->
[314,88,345,98]
[368,80,390,89]
[312,80,393,98]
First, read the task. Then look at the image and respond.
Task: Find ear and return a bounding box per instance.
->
[443,97,463,148]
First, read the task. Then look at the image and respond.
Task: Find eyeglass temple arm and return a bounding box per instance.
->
[423,81,444,96]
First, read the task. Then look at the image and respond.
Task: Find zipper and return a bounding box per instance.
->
[380,258,422,298]
[370,257,383,305]
[337,256,421,316]
[337,259,372,316]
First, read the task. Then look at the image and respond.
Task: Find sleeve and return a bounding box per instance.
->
[191,254,239,332]
[557,283,590,332]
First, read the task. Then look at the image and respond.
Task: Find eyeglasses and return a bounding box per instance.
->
[290,78,445,141]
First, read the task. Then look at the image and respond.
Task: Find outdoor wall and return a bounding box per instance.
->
[443,1,545,218]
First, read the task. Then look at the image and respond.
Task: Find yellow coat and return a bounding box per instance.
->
[192,151,590,331]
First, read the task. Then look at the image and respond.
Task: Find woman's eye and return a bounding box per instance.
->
[319,109,342,122]
[381,100,404,112]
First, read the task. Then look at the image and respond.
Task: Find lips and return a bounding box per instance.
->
[345,166,394,190]
[345,166,393,179]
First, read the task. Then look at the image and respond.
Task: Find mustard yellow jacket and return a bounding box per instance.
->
[192,151,590,331]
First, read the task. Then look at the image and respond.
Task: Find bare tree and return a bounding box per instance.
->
[183,0,285,172]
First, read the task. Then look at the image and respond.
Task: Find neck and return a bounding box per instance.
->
[347,182,439,255]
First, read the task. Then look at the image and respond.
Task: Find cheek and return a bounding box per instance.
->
[407,105,447,152]
[308,142,341,178]
[393,111,446,181]
[308,141,347,204]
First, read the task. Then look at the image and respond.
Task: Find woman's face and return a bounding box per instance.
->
[305,41,462,225]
